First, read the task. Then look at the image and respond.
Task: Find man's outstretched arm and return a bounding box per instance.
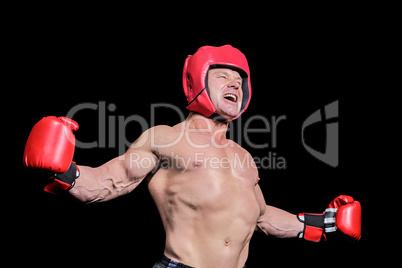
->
[254,185,362,242]
[254,185,303,238]
[70,127,159,203]
[24,116,160,202]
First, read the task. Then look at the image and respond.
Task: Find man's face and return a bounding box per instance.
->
[208,68,243,120]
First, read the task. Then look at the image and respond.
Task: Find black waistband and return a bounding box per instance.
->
[158,255,246,268]
[160,255,194,268]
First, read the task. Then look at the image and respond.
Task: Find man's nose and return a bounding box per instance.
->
[227,79,241,89]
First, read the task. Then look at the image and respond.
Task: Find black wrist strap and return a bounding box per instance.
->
[54,162,80,188]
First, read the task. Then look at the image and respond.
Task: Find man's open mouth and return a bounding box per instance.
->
[223,93,238,102]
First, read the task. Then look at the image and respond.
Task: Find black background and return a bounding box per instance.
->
[9,10,377,268]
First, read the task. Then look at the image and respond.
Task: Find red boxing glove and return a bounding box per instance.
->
[297,195,361,242]
[24,116,80,193]
[328,195,362,240]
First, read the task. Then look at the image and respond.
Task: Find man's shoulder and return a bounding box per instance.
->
[127,125,177,154]
[227,139,249,153]
[148,124,176,136]
[146,124,182,145]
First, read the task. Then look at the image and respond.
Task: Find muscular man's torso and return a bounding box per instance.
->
[146,124,262,268]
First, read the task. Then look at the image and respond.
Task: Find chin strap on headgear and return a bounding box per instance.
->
[182,45,252,121]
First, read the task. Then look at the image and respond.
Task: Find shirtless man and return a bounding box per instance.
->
[24,45,361,268]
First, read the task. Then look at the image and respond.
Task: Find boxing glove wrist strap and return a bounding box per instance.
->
[44,162,80,194]
[297,208,337,242]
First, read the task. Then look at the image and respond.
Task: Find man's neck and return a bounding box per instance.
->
[185,112,228,141]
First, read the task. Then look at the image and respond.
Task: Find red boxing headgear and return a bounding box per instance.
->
[182,45,251,121]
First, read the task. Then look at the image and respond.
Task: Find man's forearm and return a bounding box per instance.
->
[69,158,141,203]
[69,165,116,203]
[256,205,303,238]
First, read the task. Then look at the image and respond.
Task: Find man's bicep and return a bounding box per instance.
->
[254,184,304,238]
[123,148,158,181]
[123,127,160,181]
[255,184,267,216]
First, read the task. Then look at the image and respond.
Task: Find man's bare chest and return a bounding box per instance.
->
[156,132,258,181]
[148,129,261,221]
